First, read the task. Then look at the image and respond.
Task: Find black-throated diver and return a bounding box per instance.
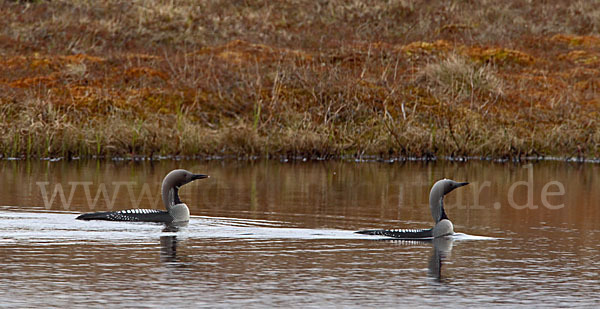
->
[356,179,468,239]
[76,169,208,223]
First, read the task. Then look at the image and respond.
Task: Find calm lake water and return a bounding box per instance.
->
[0,159,598,307]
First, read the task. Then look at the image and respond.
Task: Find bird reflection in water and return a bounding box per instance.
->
[386,236,454,282]
[160,222,188,264]
[428,237,454,282]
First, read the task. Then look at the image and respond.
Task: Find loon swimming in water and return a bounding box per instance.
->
[356,179,468,239]
[76,169,208,223]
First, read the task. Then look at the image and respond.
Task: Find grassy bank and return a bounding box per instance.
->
[1,0,599,159]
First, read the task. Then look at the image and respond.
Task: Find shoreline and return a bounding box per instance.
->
[1,154,598,165]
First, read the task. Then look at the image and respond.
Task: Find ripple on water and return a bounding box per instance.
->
[0,210,598,307]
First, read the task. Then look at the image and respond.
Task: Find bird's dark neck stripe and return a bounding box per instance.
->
[172,187,182,205]
[438,198,449,221]
[440,206,449,221]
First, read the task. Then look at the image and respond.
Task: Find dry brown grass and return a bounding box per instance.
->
[0,0,599,159]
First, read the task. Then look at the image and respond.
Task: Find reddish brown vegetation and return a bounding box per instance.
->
[0,1,599,159]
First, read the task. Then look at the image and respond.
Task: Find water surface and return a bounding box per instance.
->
[0,160,598,307]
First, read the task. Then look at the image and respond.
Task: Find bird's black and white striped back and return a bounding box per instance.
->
[356,228,433,239]
[76,209,173,222]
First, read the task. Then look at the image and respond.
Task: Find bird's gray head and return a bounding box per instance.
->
[161,169,209,210]
[429,179,469,223]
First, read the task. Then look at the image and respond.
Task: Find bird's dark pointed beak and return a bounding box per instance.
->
[192,174,209,180]
[457,182,469,187]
